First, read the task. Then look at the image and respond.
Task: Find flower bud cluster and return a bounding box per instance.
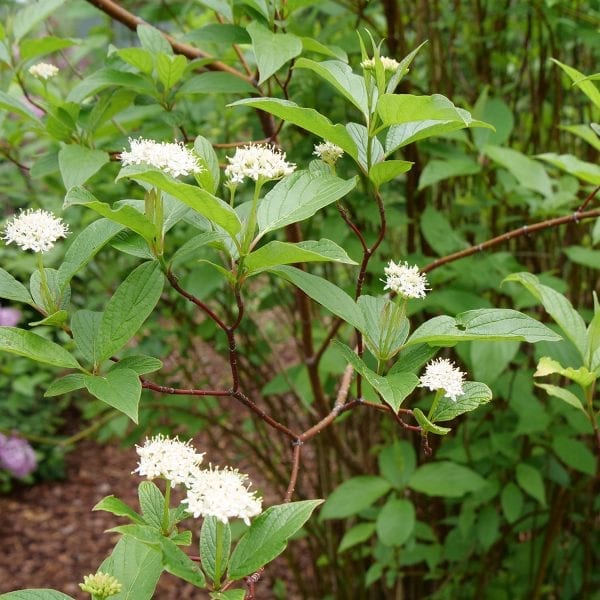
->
[28,62,59,79]
[361,56,401,72]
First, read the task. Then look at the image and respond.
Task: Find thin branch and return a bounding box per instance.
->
[284,443,302,502]
[141,379,230,397]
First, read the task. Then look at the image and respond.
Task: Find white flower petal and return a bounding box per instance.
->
[225,144,295,184]
[419,358,466,401]
[120,138,201,178]
[2,209,69,253]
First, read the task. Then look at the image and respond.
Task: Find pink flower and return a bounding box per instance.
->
[0,434,37,478]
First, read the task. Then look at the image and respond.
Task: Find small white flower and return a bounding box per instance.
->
[120,138,202,178]
[383,260,429,299]
[420,358,466,401]
[182,465,262,525]
[225,144,296,184]
[133,434,204,486]
[28,62,59,80]
[361,56,401,72]
[2,209,69,253]
[313,141,344,165]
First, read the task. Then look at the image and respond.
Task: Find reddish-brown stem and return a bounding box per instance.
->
[83,0,255,85]
[284,443,302,502]
[422,208,600,274]
[141,380,230,397]
[577,184,600,213]
[337,202,368,253]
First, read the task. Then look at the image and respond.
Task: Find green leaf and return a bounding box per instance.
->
[408,462,487,497]
[376,498,415,546]
[257,170,357,235]
[0,268,33,304]
[109,355,163,375]
[247,22,302,84]
[210,591,245,600]
[418,157,481,190]
[295,58,369,117]
[71,310,102,365]
[537,153,600,185]
[138,481,165,529]
[378,441,416,489]
[85,368,142,423]
[338,522,376,553]
[321,477,390,519]
[170,232,228,266]
[115,47,154,74]
[420,205,468,256]
[484,145,552,197]
[44,373,86,397]
[58,145,109,189]
[178,72,256,96]
[412,408,451,435]
[200,516,231,585]
[228,500,323,579]
[96,261,164,361]
[67,69,157,103]
[552,435,595,476]
[300,37,347,61]
[369,160,413,187]
[504,272,587,359]
[515,463,546,507]
[0,90,41,121]
[20,36,76,61]
[229,98,358,160]
[552,59,600,110]
[245,239,356,275]
[64,187,156,243]
[156,53,188,90]
[138,24,173,55]
[29,310,69,328]
[269,266,364,330]
[406,308,562,346]
[13,0,67,42]
[564,246,600,270]
[500,483,523,524]
[194,135,221,194]
[429,382,493,422]
[470,340,519,384]
[0,592,74,600]
[58,218,124,287]
[0,327,80,369]
[535,383,586,413]
[118,166,241,238]
[93,495,145,525]
[99,536,162,600]
[160,537,206,587]
[346,122,384,171]
[560,124,600,152]
[534,356,595,387]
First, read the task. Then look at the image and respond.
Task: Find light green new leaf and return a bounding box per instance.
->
[535,383,586,414]
[97,261,164,361]
[247,22,302,84]
[412,408,451,435]
[85,368,142,423]
[228,500,323,578]
[376,498,415,546]
[338,523,376,553]
[419,157,481,190]
[504,272,587,359]
[137,24,173,55]
[229,98,358,160]
[564,246,600,270]
[71,310,102,365]
[484,145,552,197]
[429,381,493,421]
[257,170,357,235]
[534,356,595,387]
[551,59,600,110]
[295,58,369,117]
[369,160,413,187]
[406,308,561,346]
[13,0,66,42]
[93,495,145,525]
[537,153,600,185]
[194,135,221,194]
[0,591,74,600]
[0,268,33,304]
[515,463,546,507]
[109,355,163,375]
[67,69,157,103]
[64,187,156,243]
[177,72,256,96]
[118,166,241,238]
[29,311,69,328]
[408,462,487,497]
[0,91,41,122]
[269,266,364,330]
[245,239,356,275]
[58,145,109,189]
[321,476,391,519]
[115,47,154,74]
[44,373,86,397]
[156,53,188,90]
[99,536,162,600]
[560,124,600,152]
[0,327,80,369]
[58,219,124,288]
[200,516,231,585]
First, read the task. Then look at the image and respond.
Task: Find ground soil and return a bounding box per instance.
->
[0,441,215,599]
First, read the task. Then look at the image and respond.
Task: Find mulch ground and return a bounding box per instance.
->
[0,441,213,599]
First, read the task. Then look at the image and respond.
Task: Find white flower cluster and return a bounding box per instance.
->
[133,434,204,486]
[361,56,401,72]
[383,260,429,299]
[2,209,69,253]
[225,144,296,184]
[183,465,263,526]
[313,141,344,165]
[420,358,466,401]
[28,62,59,80]
[120,138,201,178]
